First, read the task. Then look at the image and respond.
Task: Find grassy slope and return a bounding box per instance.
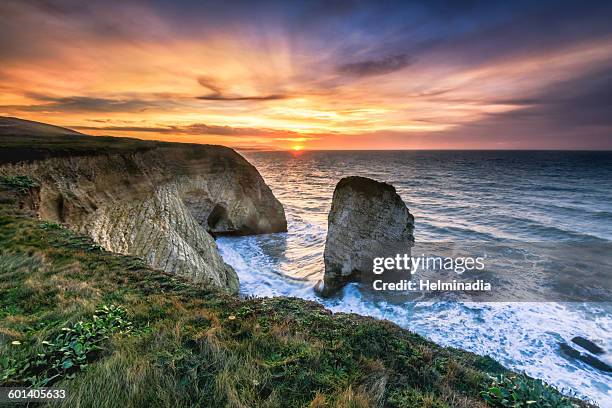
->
[0,118,587,407]
[0,183,510,408]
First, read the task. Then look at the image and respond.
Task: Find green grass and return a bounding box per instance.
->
[2,305,133,387]
[0,175,37,193]
[0,116,163,165]
[0,117,233,165]
[0,187,590,408]
[481,374,575,408]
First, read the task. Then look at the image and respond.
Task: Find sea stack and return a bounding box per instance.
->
[319,176,414,296]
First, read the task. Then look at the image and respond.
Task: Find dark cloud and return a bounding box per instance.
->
[337,54,414,77]
[3,1,612,69]
[196,76,288,101]
[0,1,172,62]
[197,76,223,95]
[414,1,612,70]
[73,122,301,138]
[196,94,287,101]
[72,125,174,133]
[420,64,612,149]
[490,98,540,107]
[488,65,612,127]
[16,0,90,16]
[3,95,161,113]
[318,1,612,81]
[180,123,288,136]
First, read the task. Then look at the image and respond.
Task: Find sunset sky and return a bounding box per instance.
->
[1,0,611,150]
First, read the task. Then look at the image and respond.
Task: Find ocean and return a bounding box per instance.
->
[217,150,612,405]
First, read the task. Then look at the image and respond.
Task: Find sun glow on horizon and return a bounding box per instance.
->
[0,1,611,150]
[289,145,306,156]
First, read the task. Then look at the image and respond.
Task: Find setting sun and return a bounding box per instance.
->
[292,145,303,151]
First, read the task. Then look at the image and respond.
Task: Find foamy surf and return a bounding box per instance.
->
[218,150,612,406]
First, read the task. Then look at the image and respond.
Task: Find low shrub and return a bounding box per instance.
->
[481,374,573,407]
[1,305,132,386]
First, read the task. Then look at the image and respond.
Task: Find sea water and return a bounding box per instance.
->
[217,150,612,405]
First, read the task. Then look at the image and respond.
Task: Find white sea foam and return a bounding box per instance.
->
[217,151,612,406]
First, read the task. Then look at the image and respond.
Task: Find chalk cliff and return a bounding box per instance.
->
[0,118,287,293]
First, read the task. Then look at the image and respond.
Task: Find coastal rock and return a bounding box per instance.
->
[320,176,414,296]
[571,336,605,355]
[1,143,287,293]
[559,343,612,373]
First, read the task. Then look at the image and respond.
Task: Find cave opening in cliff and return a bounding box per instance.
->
[207,204,228,231]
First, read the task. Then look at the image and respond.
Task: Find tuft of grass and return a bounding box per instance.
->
[387,388,449,408]
[0,175,37,193]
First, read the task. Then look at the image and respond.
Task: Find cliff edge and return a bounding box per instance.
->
[0,117,287,293]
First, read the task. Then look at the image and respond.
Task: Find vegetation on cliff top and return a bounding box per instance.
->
[0,117,163,165]
[0,117,237,165]
[0,182,587,407]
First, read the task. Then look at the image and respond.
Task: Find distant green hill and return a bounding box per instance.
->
[0,117,165,164]
[0,116,85,137]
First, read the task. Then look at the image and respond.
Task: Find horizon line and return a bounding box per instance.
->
[238,148,612,152]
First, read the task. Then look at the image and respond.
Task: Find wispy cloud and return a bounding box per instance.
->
[196,94,287,101]
[337,54,414,76]
[196,76,288,101]
[3,95,164,113]
[72,122,309,138]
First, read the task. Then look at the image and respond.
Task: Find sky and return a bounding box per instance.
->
[1,0,611,150]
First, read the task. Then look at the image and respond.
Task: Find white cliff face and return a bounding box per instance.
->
[321,176,414,296]
[0,145,287,293]
[87,184,238,291]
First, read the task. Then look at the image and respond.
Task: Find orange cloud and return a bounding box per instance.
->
[1,1,612,150]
